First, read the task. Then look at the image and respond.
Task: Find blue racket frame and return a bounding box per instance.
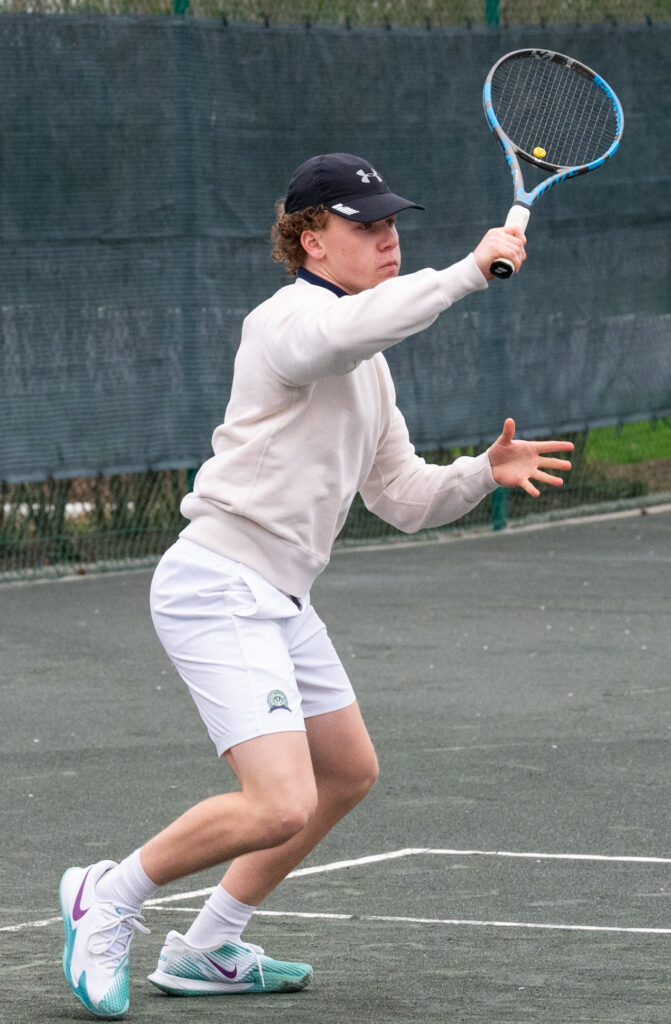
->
[483,48,625,213]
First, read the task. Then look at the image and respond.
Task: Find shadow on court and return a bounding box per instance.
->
[2,508,671,1023]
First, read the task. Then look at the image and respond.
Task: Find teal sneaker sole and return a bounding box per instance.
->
[147,965,313,996]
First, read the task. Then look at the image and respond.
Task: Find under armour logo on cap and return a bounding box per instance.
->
[356,168,383,185]
[284,153,424,223]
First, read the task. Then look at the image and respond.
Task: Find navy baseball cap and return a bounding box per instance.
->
[284,153,424,222]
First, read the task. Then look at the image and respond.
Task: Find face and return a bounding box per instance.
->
[301,213,401,295]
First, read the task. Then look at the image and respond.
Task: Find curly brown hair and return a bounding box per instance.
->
[270,201,330,276]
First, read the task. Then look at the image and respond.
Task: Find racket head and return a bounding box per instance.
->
[483,48,624,196]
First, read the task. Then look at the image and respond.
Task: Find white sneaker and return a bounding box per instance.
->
[59,860,149,1018]
[147,930,313,995]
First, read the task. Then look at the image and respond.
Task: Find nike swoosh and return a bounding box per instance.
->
[72,868,92,921]
[204,954,237,980]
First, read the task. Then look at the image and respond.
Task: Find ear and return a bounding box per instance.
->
[300,228,326,262]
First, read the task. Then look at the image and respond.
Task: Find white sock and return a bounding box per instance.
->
[95,848,159,911]
[184,885,256,949]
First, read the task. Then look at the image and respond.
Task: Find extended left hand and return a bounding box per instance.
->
[488,418,574,497]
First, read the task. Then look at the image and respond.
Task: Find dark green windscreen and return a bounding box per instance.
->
[1,16,667,483]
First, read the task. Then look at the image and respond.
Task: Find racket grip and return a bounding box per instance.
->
[490,204,530,280]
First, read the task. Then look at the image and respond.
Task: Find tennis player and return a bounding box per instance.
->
[59,152,573,1018]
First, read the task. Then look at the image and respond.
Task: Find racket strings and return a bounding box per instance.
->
[491,56,617,167]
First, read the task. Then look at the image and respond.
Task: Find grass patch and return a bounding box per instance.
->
[585,420,671,465]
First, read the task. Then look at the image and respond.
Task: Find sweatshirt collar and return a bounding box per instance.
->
[296,267,348,298]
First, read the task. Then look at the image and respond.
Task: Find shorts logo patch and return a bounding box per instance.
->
[267,689,291,713]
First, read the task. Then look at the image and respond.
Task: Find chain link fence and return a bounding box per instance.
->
[3,423,671,580]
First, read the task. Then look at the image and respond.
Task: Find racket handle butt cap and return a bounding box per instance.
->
[490,258,515,279]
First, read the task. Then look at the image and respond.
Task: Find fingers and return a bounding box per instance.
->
[538,457,573,471]
[473,227,527,280]
[520,480,541,498]
[497,423,573,465]
[531,469,566,488]
[537,441,575,453]
[501,417,516,443]
[516,469,565,497]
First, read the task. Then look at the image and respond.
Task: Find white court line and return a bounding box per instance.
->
[8,906,671,939]
[423,848,671,865]
[145,847,671,909]
[0,849,422,931]
[1,916,62,934]
[140,907,671,938]
[142,848,426,906]
[4,846,671,935]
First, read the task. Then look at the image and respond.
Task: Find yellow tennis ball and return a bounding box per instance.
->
[533,146,547,159]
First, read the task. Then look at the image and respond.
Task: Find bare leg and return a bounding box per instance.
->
[220,702,378,905]
[140,731,318,886]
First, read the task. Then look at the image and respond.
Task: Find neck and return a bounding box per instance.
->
[301,258,353,295]
[297,266,349,298]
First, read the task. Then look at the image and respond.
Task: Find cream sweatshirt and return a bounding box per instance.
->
[180,253,498,596]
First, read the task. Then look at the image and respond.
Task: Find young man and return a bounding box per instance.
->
[59,152,573,1018]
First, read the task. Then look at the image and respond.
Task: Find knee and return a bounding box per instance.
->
[254,788,318,847]
[333,751,380,808]
[355,754,380,800]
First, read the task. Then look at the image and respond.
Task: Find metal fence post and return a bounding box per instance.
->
[491,486,509,530]
[486,0,500,24]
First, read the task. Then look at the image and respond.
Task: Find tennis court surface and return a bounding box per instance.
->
[3,506,671,1023]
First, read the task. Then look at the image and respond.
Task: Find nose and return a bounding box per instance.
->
[379,222,398,249]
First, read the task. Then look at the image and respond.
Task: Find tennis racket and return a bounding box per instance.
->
[483,48,624,278]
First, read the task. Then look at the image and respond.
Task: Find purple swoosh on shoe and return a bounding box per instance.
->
[72,868,92,921]
[203,954,238,980]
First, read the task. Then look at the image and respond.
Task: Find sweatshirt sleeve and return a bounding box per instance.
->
[359,404,498,533]
[264,254,487,387]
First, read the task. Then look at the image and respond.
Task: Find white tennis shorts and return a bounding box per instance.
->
[150,538,356,756]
